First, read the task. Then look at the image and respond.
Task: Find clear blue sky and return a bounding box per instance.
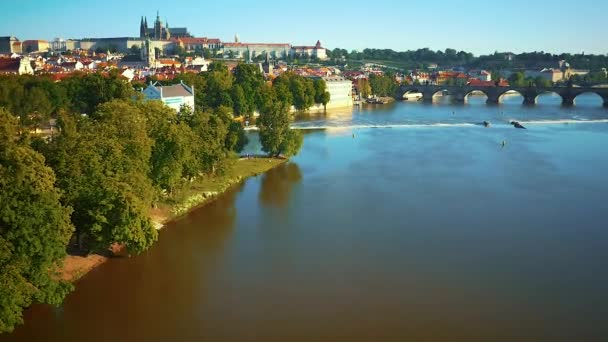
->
[1,0,606,56]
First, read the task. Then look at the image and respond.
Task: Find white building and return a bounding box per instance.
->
[321,76,353,109]
[291,41,327,60]
[473,70,492,81]
[142,81,195,112]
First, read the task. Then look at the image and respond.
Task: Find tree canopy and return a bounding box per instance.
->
[0,108,74,333]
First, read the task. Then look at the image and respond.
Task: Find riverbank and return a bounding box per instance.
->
[59,157,286,282]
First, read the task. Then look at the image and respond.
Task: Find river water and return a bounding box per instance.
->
[3,94,608,341]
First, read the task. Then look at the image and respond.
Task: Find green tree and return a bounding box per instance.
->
[214,106,248,153]
[534,76,553,88]
[356,79,372,98]
[313,78,327,104]
[369,74,396,96]
[202,62,234,109]
[61,72,134,115]
[231,84,248,117]
[140,101,198,192]
[42,101,157,254]
[186,109,230,175]
[320,91,331,110]
[258,100,303,157]
[509,72,526,87]
[0,108,74,333]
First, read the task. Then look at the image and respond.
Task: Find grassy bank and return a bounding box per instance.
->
[60,157,286,282]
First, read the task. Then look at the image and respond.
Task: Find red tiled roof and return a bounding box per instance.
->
[223,42,289,47]
[0,58,19,72]
[468,79,495,87]
[177,37,221,44]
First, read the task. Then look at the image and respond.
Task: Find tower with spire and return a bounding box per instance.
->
[140,12,190,40]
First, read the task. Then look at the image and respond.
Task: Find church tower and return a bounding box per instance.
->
[141,38,156,67]
[154,11,162,40]
[140,16,145,38]
[165,19,171,40]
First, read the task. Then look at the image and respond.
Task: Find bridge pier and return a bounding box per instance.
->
[486,95,500,105]
[452,92,466,103]
[523,95,537,105]
[422,91,435,102]
[562,96,575,107]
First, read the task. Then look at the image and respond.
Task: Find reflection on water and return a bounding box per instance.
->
[259,162,302,208]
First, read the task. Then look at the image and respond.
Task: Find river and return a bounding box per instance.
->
[3,94,608,341]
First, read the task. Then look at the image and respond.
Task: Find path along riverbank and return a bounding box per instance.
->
[59,157,286,282]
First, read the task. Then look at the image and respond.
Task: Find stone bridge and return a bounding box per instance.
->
[396,85,608,107]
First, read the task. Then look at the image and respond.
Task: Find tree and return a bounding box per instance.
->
[534,76,553,88]
[140,101,197,192]
[313,78,327,104]
[42,101,157,254]
[61,72,134,115]
[320,91,331,110]
[202,62,234,109]
[214,106,248,153]
[0,108,74,333]
[186,110,230,175]
[369,74,396,96]
[356,79,372,98]
[509,72,526,87]
[258,100,303,157]
[491,70,502,81]
[231,84,248,117]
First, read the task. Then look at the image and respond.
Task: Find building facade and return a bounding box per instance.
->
[0,36,22,54]
[291,41,327,60]
[175,37,222,52]
[223,42,291,60]
[21,40,50,53]
[321,76,353,109]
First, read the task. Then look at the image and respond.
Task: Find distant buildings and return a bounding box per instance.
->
[175,37,222,52]
[142,81,195,112]
[524,60,589,83]
[291,41,327,60]
[0,57,34,75]
[0,36,22,54]
[22,40,50,53]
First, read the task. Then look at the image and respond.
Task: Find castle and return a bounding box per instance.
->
[139,12,191,40]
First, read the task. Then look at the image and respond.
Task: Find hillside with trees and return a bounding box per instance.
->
[327,48,608,71]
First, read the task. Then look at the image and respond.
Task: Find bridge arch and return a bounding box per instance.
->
[463,89,489,104]
[497,89,524,104]
[401,88,423,98]
[535,91,565,106]
[573,91,607,107]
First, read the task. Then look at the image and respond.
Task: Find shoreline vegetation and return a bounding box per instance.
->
[59,157,286,283]
[0,62,307,333]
